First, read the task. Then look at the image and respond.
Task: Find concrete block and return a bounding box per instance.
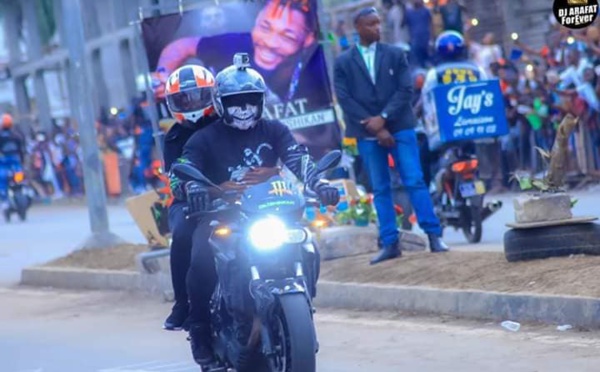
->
[317,225,427,260]
[400,230,428,252]
[318,225,379,261]
[514,193,572,223]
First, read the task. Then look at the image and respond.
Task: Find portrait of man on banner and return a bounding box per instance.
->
[142,0,341,158]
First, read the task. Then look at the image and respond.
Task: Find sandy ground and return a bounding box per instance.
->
[2,286,600,372]
[44,244,148,271]
[321,251,600,297]
[45,244,600,298]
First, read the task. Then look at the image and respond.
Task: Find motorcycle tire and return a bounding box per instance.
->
[504,223,600,262]
[462,205,483,244]
[271,294,316,372]
[14,193,29,222]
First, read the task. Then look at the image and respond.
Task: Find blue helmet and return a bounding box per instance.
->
[435,31,465,61]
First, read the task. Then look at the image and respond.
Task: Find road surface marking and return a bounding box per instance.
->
[144,362,194,370]
[98,360,197,372]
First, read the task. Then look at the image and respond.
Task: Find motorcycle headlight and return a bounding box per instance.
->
[248,217,288,251]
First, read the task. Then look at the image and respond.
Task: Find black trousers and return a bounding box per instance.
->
[168,202,196,305]
[187,220,217,326]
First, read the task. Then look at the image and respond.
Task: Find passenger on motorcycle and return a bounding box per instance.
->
[0,114,24,212]
[162,64,218,331]
[163,64,282,331]
[171,56,339,367]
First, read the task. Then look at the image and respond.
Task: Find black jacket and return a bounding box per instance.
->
[334,43,417,138]
[163,115,217,205]
[0,129,23,160]
[172,118,317,200]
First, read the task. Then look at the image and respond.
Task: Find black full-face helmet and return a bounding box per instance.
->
[213,53,267,130]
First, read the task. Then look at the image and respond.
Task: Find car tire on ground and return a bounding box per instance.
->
[504,223,600,262]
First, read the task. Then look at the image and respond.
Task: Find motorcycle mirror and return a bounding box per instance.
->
[316,150,342,174]
[171,163,220,189]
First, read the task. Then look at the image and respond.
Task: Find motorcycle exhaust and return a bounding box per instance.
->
[481,200,503,221]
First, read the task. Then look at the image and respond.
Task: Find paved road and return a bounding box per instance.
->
[1,191,599,285]
[0,204,145,285]
[2,287,600,372]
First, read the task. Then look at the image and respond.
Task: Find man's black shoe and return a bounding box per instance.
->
[188,324,215,366]
[428,235,449,253]
[163,302,189,331]
[370,241,401,265]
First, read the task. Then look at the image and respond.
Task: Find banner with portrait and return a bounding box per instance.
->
[141,0,341,159]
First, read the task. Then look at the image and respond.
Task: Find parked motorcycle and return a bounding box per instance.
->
[172,150,342,372]
[4,170,33,222]
[433,147,502,243]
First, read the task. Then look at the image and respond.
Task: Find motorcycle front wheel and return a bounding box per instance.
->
[269,293,316,372]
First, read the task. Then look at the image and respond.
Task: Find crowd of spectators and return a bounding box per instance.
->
[330,0,600,192]
[16,97,160,202]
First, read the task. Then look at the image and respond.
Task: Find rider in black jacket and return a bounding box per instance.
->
[171,55,340,368]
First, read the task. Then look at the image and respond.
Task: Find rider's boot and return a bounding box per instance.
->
[163,301,189,331]
[188,324,216,369]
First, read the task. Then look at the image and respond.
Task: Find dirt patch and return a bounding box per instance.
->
[44,244,149,271]
[321,251,600,298]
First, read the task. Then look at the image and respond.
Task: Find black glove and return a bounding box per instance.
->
[312,181,340,206]
[185,181,210,213]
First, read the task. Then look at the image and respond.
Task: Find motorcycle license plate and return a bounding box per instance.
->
[459,181,486,198]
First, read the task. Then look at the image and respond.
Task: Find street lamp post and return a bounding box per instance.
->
[61,0,124,249]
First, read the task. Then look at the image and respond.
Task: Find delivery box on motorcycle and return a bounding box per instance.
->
[423,78,509,150]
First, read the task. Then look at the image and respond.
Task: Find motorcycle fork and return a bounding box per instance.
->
[246,315,262,348]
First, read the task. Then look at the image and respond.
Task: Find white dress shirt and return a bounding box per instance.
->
[358,42,377,83]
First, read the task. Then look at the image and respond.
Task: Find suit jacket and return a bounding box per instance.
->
[334,43,417,139]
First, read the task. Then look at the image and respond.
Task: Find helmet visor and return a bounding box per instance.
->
[167,88,213,113]
[221,92,263,108]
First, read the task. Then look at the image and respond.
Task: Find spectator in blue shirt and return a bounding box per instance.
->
[404,0,432,68]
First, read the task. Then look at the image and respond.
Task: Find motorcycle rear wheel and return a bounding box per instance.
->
[462,205,483,243]
[269,294,316,372]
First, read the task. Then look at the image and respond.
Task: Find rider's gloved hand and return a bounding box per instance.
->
[311,180,340,206]
[185,181,210,213]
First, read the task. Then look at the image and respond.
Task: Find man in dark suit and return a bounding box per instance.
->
[334,7,449,265]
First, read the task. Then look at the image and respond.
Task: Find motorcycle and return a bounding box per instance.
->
[4,170,33,222]
[433,147,502,243]
[171,150,342,372]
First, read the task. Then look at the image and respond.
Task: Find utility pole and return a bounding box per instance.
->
[61,0,124,249]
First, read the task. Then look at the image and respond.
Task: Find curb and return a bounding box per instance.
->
[315,281,600,328]
[21,266,173,301]
[21,267,141,291]
[20,267,600,329]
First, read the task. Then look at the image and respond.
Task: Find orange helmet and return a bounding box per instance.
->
[1,114,13,129]
[165,65,215,126]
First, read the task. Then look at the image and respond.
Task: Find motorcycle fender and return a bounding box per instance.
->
[465,194,484,208]
[251,277,307,314]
